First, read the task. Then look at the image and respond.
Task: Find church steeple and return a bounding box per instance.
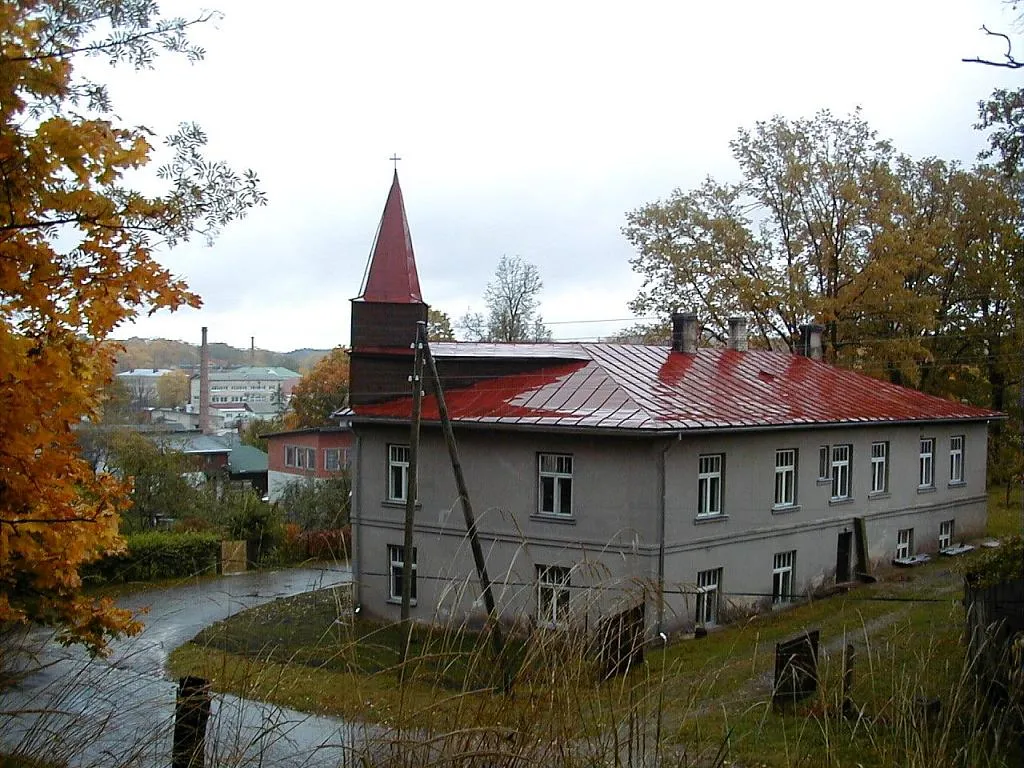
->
[349,170,429,406]
[358,170,424,304]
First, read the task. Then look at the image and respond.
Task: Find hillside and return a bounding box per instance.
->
[113,337,332,373]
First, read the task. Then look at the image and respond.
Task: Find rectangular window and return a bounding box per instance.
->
[818,446,830,480]
[388,444,410,502]
[831,444,851,500]
[696,568,721,626]
[939,519,954,551]
[949,436,964,485]
[772,551,796,604]
[919,438,935,488]
[896,528,914,560]
[538,454,573,516]
[537,565,570,625]
[305,447,316,470]
[387,545,416,603]
[698,454,724,517]
[870,441,888,494]
[774,449,796,508]
[285,445,296,468]
[324,448,340,472]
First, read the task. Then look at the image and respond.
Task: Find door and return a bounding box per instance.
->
[836,532,852,583]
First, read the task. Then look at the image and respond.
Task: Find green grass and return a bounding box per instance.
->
[988,483,1022,539]
[0,755,65,768]
[165,492,1024,766]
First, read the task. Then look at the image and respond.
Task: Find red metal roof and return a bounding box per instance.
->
[358,171,424,303]
[353,343,1000,432]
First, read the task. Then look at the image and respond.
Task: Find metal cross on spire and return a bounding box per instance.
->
[389,153,402,171]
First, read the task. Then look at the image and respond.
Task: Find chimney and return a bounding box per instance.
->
[728,316,748,352]
[798,324,824,361]
[671,311,698,354]
[199,326,211,434]
[250,336,255,366]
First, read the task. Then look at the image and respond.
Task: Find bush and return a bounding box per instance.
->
[278,476,350,531]
[226,492,284,564]
[83,531,220,584]
[300,526,351,560]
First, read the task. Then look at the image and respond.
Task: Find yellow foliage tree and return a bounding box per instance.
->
[156,369,191,408]
[0,1,265,653]
[287,348,351,429]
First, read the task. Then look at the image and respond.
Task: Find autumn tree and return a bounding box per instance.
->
[624,109,1022,395]
[458,255,552,342]
[156,369,191,408]
[240,415,286,452]
[427,308,456,341]
[287,347,350,428]
[0,1,265,653]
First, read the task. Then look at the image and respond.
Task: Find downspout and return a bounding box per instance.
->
[656,433,682,635]
[351,431,363,608]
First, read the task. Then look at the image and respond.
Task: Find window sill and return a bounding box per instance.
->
[694,514,728,524]
[530,513,576,525]
[381,500,422,510]
[916,486,936,495]
[771,505,801,515]
[828,497,855,506]
[816,478,832,486]
[868,491,891,500]
[947,481,967,489]
[386,598,417,606]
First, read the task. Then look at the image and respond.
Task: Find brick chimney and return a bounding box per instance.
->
[199,326,210,433]
[798,324,824,361]
[728,316,748,352]
[671,311,698,354]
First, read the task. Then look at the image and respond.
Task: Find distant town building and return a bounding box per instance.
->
[189,366,301,418]
[264,424,354,502]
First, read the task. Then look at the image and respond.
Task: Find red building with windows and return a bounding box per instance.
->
[264,425,354,501]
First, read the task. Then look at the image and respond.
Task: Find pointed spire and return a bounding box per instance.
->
[358,171,424,303]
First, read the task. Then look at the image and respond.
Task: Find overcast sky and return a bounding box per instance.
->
[108,0,1023,352]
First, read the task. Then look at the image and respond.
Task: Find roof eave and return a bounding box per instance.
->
[349,412,1004,438]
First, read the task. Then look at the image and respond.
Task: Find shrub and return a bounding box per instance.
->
[278,476,350,531]
[300,526,351,560]
[83,531,220,584]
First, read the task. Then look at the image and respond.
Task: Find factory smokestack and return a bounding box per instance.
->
[199,326,210,434]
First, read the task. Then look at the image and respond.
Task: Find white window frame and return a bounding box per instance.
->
[939,519,954,551]
[949,436,964,485]
[697,454,724,517]
[896,528,914,560]
[324,448,341,472]
[537,565,571,626]
[305,447,315,470]
[772,551,796,605]
[387,544,416,603]
[870,441,888,494]
[831,444,851,501]
[774,449,797,509]
[388,444,411,502]
[538,453,573,516]
[919,438,935,489]
[284,445,297,468]
[695,568,721,626]
[817,446,830,481]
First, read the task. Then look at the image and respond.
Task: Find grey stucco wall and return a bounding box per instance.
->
[352,419,991,634]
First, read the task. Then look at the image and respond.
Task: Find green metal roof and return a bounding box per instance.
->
[228,444,269,473]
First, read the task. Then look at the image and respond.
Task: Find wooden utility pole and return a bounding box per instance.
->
[422,338,510,690]
[401,322,425,625]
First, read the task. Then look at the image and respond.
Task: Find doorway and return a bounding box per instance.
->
[836,531,852,583]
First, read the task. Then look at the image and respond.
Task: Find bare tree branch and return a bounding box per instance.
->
[962,25,1024,68]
